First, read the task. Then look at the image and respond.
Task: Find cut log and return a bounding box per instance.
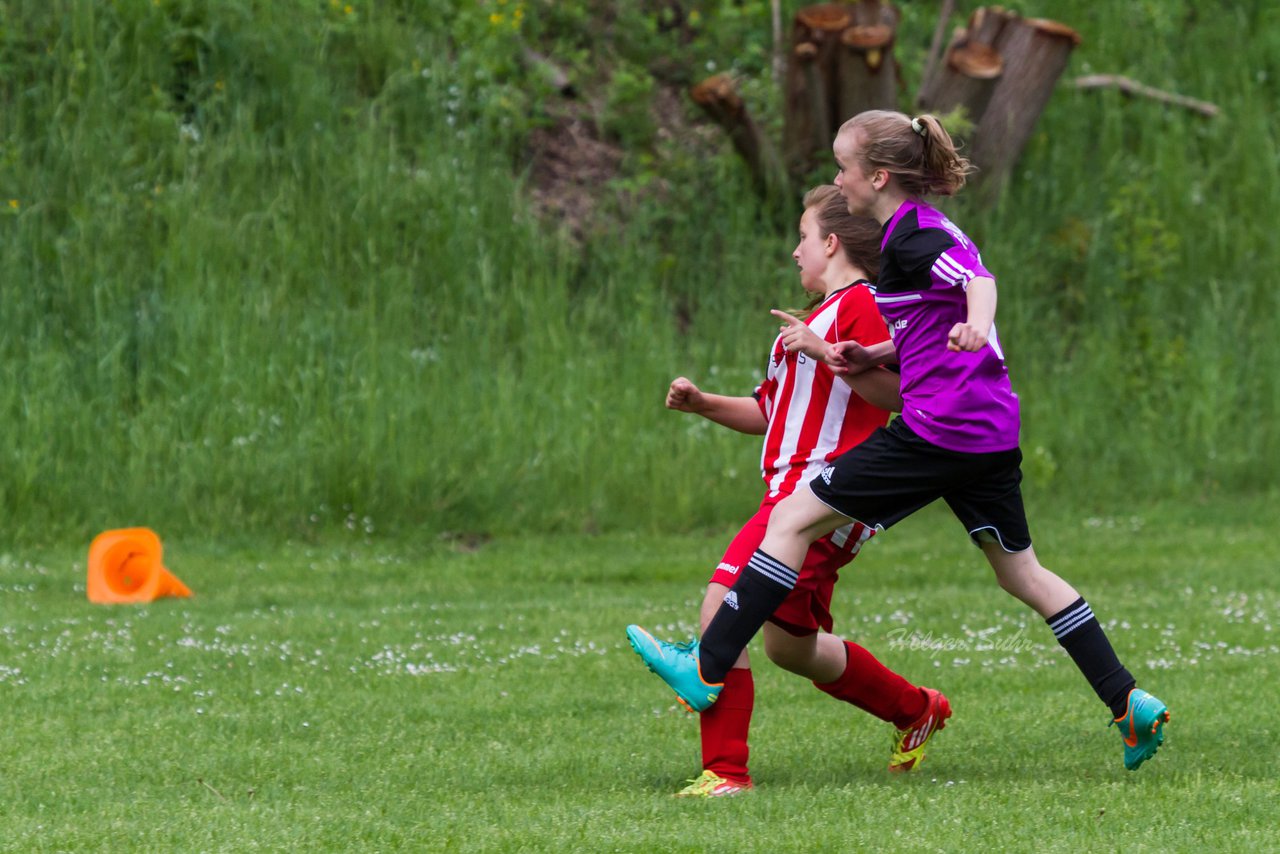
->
[969,15,1081,191]
[966,5,1019,47]
[917,38,1003,126]
[919,5,1013,110]
[797,3,854,75]
[690,74,790,200]
[800,43,833,155]
[783,41,824,177]
[836,1,901,124]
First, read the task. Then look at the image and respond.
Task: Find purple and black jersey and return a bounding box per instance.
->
[874,200,1020,453]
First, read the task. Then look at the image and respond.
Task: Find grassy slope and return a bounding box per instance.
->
[1,1,1278,546]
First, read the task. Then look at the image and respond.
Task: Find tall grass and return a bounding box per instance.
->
[976,1,1280,500]
[1,1,1277,547]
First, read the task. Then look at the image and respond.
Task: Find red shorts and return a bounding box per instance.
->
[708,495,874,635]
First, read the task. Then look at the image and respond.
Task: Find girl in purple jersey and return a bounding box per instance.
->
[631,110,1169,772]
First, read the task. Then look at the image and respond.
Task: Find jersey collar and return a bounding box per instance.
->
[880,199,922,251]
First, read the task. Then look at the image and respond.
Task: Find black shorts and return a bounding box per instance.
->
[808,418,1032,552]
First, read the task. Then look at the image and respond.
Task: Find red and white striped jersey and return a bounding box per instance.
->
[753,282,892,498]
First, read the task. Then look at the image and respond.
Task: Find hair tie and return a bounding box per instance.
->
[910,117,927,138]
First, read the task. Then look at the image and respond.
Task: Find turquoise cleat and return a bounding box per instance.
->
[1111,688,1170,771]
[625,625,723,713]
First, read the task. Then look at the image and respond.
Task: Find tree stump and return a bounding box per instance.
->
[919,5,1018,111]
[966,5,1019,46]
[969,15,1081,191]
[783,1,899,180]
[837,0,901,126]
[798,42,833,161]
[689,1,1080,206]
[783,4,851,177]
[917,38,1003,128]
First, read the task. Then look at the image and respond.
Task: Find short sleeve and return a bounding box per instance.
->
[930,246,992,288]
[835,285,891,346]
[893,228,992,289]
[891,228,956,276]
[752,379,775,419]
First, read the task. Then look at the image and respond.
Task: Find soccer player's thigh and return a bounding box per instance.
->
[808,424,951,534]
[764,486,847,542]
[941,448,1031,554]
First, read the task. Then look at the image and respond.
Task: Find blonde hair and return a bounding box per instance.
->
[839,110,972,197]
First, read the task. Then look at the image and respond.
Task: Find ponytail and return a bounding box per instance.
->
[840,110,973,197]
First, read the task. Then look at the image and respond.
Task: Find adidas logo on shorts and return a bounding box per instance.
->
[820,465,835,485]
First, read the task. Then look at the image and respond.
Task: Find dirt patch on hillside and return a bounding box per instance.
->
[524,86,720,243]
[525,109,624,242]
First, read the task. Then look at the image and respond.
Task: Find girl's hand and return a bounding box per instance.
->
[666,376,704,412]
[827,340,879,375]
[770,310,830,361]
[947,322,989,352]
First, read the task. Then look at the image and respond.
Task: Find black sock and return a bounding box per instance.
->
[698,549,797,683]
[1046,597,1136,718]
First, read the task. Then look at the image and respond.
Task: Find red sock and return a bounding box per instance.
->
[813,640,926,729]
[700,667,753,785]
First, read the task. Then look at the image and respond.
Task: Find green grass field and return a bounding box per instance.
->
[2,494,1277,852]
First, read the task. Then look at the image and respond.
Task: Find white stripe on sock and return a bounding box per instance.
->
[1049,604,1095,639]
[747,553,798,589]
[1049,604,1090,632]
[1048,602,1091,630]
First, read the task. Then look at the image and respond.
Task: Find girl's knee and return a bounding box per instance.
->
[992,568,1023,594]
[763,629,815,674]
[700,583,731,631]
[768,490,837,541]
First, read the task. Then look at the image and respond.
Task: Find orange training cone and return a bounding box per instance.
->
[87,528,192,604]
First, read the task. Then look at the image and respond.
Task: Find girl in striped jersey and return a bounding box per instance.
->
[634,112,1169,774]
[641,185,950,798]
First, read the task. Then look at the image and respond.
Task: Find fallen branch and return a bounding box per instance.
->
[1072,74,1219,118]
